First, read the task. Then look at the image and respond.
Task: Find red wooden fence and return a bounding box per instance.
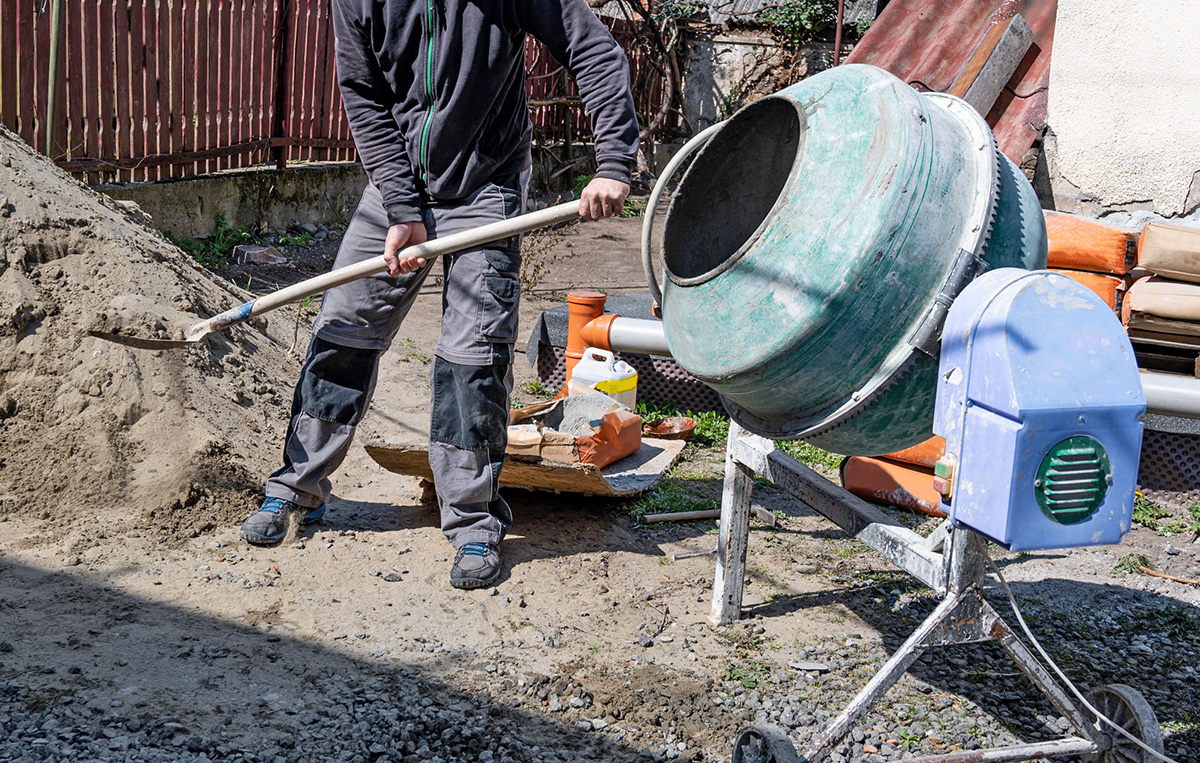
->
[0,0,670,185]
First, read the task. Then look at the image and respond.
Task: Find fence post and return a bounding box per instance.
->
[270,0,292,170]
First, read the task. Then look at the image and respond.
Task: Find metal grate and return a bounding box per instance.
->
[1138,429,1200,509]
[535,344,725,413]
[1036,437,1109,524]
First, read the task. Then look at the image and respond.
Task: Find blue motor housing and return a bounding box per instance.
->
[933,269,1145,551]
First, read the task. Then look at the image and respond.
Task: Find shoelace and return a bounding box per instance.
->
[260,497,292,515]
[459,542,490,557]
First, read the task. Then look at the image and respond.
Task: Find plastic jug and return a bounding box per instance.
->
[571,348,638,409]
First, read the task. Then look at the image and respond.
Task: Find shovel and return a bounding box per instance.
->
[91,201,580,350]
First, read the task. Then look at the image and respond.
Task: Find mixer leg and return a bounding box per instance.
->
[712,421,755,626]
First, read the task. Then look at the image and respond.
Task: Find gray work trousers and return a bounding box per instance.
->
[264,173,528,548]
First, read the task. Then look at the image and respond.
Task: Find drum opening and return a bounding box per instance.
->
[664,98,803,284]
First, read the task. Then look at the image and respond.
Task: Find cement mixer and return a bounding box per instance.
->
[648,64,1047,455]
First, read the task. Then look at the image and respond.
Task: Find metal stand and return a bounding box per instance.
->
[717,423,1164,763]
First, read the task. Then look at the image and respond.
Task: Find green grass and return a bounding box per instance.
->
[164,214,253,267]
[1132,494,1200,536]
[774,439,844,474]
[629,478,719,526]
[520,378,553,399]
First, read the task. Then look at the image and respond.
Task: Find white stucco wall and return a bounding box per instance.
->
[1047,0,1200,218]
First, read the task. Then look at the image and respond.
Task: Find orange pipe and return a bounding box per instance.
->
[565,291,607,386]
[579,313,618,353]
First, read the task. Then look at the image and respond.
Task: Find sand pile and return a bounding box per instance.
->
[0,126,303,548]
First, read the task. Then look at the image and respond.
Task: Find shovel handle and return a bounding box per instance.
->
[187,201,581,341]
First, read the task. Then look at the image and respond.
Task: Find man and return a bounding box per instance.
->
[237,0,639,590]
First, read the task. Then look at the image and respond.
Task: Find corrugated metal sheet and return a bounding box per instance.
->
[845,0,1058,163]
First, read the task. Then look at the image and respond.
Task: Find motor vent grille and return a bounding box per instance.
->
[1035,436,1112,525]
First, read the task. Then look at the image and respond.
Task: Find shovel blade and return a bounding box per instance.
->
[88,330,201,350]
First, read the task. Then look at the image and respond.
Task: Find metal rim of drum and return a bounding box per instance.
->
[1081,684,1164,763]
[663,97,807,289]
[723,91,1001,442]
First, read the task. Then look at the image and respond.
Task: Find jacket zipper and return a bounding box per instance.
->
[418,0,435,183]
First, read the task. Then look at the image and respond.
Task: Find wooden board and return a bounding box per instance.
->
[363,437,687,497]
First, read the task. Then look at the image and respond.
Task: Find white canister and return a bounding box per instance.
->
[571,348,638,409]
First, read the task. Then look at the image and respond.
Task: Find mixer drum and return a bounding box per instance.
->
[660,64,1047,455]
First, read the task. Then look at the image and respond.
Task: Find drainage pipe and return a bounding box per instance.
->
[581,315,672,357]
[1139,371,1200,420]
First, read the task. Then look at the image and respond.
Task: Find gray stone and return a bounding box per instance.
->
[233,245,288,265]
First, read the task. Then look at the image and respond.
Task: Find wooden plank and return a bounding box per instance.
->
[113,0,133,181]
[168,0,184,175]
[0,0,16,131]
[81,0,100,165]
[295,0,315,163]
[179,0,195,175]
[127,0,146,180]
[269,0,292,168]
[16,0,36,146]
[363,437,685,498]
[34,0,51,153]
[712,421,755,626]
[143,0,160,178]
[206,0,221,174]
[732,432,945,591]
[98,0,117,178]
[247,0,265,163]
[194,0,209,172]
[64,0,85,171]
[227,0,243,168]
[55,137,273,170]
[949,14,1033,118]
[309,0,330,162]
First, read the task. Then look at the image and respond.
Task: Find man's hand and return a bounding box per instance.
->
[578,177,631,221]
[383,221,429,276]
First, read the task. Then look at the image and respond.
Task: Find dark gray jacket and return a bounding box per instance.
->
[332,0,640,226]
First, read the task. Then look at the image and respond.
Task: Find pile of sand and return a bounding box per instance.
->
[0,126,303,548]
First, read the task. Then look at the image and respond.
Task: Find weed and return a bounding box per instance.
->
[1112,553,1153,575]
[619,197,645,218]
[1118,606,1200,643]
[165,214,253,267]
[898,729,922,750]
[521,378,553,399]
[1132,492,1169,528]
[722,661,771,689]
[755,0,838,44]
[657,555,672,566]
[277,231,314,247]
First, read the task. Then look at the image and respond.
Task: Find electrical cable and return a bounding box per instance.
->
[984,550,1180,763]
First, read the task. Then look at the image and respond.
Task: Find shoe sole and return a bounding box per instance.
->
[449,568,502,590]
[240,528,287,546]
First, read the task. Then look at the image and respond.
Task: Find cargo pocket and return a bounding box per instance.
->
[478,271,520,342]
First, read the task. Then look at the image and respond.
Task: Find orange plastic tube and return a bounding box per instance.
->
[1044,211,1133,274]
[842,456,947,518]
[882,436,945,468]
[565,291,607,386]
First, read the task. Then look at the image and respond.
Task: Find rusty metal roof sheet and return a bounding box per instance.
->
[845,0,1058,164]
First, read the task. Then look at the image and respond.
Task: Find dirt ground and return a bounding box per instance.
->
[2,131,1199,761]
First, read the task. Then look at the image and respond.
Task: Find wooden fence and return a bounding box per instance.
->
[0,0,670,185]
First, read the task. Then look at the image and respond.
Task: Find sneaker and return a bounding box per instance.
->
[449,542,502,589]
[239,497,326,545]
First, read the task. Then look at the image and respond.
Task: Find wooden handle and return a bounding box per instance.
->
[188,201,580,339]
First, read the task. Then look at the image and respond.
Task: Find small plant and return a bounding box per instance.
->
[755,0,838,44]
[1112,553,1153,575]
[619,197,645,218]
[521,378,553,399]
[722,661,771,689]
[277,230,314,247]
[635,401,730,448]
[164,214,253,267]
[1132,492,1172,531]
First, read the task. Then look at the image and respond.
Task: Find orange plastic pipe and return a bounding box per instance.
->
[882,436,945,469]
[842,456,947,518]
[565,291,607,386]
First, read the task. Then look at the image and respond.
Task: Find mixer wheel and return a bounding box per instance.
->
[1082,684,1164,763]
[731,725,805,763]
